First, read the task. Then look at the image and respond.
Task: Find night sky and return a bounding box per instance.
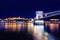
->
[0,0,60,18]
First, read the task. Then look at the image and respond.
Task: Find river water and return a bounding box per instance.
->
[0,21,60,40]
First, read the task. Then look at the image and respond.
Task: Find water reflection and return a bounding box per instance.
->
[0,20,60,40]
[33,26,55,40]
[44,32,48,40]
[33,25,44,40]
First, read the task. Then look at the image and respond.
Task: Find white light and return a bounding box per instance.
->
[31,19,34,21]
[35,20,44,23]
[35,20,44,25]
[35,24,44,40]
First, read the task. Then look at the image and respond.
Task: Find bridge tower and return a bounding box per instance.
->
[35,11,43,19]
[34,11,44,40]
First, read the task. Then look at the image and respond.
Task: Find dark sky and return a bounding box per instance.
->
[0,0,60,18]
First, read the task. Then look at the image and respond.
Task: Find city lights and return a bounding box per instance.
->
[0,10,59,40]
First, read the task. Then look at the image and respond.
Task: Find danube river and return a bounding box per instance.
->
[0,21,60,40]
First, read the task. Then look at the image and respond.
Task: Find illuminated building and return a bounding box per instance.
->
[3,17,31,32]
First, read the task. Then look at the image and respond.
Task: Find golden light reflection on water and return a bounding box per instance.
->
[0,20,59,40]
[27,21,32,32]
[33,29,49,40]
[17,24,22,32]
[50,24,59,31]
[45,20,60,32]
[4,21,32,32]
[44,32,48,40]
[33,25,44,40]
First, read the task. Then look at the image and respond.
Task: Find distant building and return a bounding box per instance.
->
[3,17,31,32]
